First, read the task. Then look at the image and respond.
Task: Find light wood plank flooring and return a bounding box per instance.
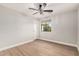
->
[0,39,78,56]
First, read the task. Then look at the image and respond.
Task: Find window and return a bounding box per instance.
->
[41,20,52,32]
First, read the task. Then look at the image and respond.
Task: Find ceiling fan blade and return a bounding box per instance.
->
[29,8,38,11]
[44,10,53,12]
[32,12,38,15]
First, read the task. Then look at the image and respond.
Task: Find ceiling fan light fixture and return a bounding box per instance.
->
[43,3,47,7]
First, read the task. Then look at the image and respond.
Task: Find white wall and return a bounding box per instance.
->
[0,5,36,49]
[40,10,77,45]
[34,20,40,39]
[77,8,79,49]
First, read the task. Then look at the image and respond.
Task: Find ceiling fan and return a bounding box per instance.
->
[29,3,53,15]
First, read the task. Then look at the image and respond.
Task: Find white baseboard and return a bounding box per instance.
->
[0,39,35,52]
[40,38,77,48]
[0,38,78,52]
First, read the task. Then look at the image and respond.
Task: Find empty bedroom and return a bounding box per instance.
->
[0,3,79,56]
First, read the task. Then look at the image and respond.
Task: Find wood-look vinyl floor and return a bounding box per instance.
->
[0,39,78,56]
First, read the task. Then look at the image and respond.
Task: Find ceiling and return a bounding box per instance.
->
[0,3,79,19]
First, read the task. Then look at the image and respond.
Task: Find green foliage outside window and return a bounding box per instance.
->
[41,20,51,32]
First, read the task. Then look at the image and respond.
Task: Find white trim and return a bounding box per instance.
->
[40,38,77,47]
[0,39,35,52]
